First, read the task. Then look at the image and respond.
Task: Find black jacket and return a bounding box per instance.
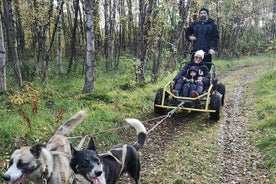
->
[173,61,210,85]
[185,18,219,53]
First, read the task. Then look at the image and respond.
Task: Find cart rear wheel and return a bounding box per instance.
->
[217,83,226,106]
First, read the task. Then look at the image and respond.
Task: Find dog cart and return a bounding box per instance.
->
[154,63,225,120]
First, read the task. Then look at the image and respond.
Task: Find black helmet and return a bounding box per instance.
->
[189,66,199,75]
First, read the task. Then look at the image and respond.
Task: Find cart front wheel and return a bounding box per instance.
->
[209,93,221,121]
[154,88,168,115]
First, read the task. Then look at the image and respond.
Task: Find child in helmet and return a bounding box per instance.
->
[182,66,200,97]
[172,50,210,98]
[172,65,199,97]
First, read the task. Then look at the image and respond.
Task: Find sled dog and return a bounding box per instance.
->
[70,118,147,184]
[3,110,89,184]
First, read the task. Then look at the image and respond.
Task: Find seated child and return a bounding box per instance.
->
[172,65,199,97]
[172,50,210,98]
[182,66,199,97]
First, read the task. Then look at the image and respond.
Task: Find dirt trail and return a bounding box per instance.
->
[218,65,269,183]
[118,64,270,184]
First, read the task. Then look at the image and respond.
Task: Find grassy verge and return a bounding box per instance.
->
[254,68,276,181]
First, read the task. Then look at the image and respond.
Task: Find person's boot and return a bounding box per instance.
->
[172,90,179,96]
[192,90,201,104]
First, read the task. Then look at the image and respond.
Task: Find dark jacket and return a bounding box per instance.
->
[185,18,219,53]
[173,61,210,86]
[186,66,199,79]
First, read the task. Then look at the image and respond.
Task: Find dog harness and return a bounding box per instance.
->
[99,144,128,177]
[41,165,52,184]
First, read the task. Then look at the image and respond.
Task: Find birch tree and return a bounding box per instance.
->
[93,0,102,56]
[136,0,155,83]
[127,0,134,54]
[67,0,80,74]
[82,0,95,93]
[32,0,54,81]
[164,0,191,73]
[0,14,6,93]
[3,0,22,87]
[103,0,110,70]
[56,0,64,76]
[107,0,115,69]
[14,0,25,58]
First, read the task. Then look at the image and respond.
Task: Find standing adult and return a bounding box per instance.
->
[185,7,219,70]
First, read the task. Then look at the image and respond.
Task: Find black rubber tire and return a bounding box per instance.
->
[154,88,168,115]
[217,83,226,106]
[209,93,221,121]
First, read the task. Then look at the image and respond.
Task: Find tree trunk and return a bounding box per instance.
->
[164,0,191,73]
[151,32,163,83]
[67,0,79,74]
[57,0,64,76]
[127,0,134,54]
[114,0,125,67]
[92,0,102,57]
[0,14,6,93]
[3,0,23,87]
[82,0,95,94]
[14,0,25,59]
[136,0,154,83]
[64,2,72,57]
[38,31,47,81]
[273,0,276,40]
[104,0,109,70]
[37,0,54,81]
[107,0,115,69]
[118,0,126,51]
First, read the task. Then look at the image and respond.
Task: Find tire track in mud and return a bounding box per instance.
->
[218,65,269,183]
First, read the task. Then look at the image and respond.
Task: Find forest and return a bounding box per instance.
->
[0,0,275,94]
[0,1,276,183]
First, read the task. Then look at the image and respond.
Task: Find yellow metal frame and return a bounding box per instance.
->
[155,81,216,113]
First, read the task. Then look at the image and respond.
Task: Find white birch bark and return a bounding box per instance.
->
[82,0,95,93]
[0,14,6,93]
[57,0,63,76]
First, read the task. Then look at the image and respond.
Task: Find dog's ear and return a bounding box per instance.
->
[70,143,76,156]
[69,144,80,174]
[30,144,44,158]
[87,137,96,151]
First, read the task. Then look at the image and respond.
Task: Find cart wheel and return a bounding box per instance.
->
[209,93,221,120]
[217,83,226,106]
[154,88,168,115]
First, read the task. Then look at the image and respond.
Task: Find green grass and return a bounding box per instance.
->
[254,69,276,180]
[0,53,275,181]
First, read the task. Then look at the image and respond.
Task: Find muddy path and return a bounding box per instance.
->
[118,64,270,184]
[218,65,269,183]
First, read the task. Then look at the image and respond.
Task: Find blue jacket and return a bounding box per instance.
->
[186,18,219,53]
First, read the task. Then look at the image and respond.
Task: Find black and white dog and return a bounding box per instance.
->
[70,118,147,184]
